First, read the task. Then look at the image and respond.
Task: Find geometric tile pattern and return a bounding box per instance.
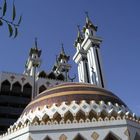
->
[91,132,99,140]
[10,100,133,130]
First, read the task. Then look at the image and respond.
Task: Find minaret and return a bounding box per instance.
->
[73,25,90,83]
[73,13,105,88]
[24,38,42,98]
[52,44,71,81]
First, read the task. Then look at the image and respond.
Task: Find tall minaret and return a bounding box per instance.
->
[73,14,105,88]
[24,38,42,98]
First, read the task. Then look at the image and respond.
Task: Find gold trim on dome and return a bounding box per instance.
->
[40,83,104,95]
[27,90,118,107]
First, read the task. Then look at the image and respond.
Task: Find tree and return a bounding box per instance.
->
[0,0,22,38]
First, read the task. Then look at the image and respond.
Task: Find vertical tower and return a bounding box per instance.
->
[24,38,41,98]
[52,45,71,81]
[73,14,105,88]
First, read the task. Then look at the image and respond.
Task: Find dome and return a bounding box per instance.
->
[23,82,127,114]
[13,82,133,129]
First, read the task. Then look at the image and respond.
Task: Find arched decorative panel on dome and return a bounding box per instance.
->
[53,112,62,123]
[64,111,74,122]
[76,110,86,122]
[1,80,11,93]
[104,131,121,140]
[73,133,86,140]
[12,81,22,94]
[39,85,47,93]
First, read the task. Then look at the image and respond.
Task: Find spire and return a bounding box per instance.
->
[85,11,90,24]
[77,25,84,41]
[74,25,84,47]
[61,43,65,55]
[84,12,97,32]
[35,37,38,49]
[29,38,41,57]
[58,43,70,62]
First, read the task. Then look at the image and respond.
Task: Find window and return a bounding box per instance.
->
[12,82,22,94]
[23,83,32,98]
[1,80,11,92]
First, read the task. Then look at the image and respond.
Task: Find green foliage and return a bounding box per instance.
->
[0,0,22,38]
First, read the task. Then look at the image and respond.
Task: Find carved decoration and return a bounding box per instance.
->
[91,132,99,140]
[59,134,67,140]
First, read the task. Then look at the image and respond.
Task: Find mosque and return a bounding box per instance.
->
[0,15,140,140]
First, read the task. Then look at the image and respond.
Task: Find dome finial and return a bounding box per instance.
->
[77,24,81,32]
[85,11,89,23]
[61,43,65,55]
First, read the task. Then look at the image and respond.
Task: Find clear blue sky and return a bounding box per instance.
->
[0,0,140,115]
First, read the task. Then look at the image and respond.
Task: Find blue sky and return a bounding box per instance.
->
[0,0,140,115]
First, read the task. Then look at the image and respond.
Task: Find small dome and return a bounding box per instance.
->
[23,82,127,114]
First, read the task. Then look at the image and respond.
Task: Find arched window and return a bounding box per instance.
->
[23,83,32,98]
[43,136,52,140]
[1,80,11,92]
[39,85,46,93]
[104,132,121,140]
[12,82,22,95]
[73,133,86,140]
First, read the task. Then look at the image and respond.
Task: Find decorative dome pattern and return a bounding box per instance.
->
[7,82,135,131]
[23,82,127,114]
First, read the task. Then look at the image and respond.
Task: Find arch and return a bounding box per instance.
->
[134,132,140,140]
[23,83,32,98]
[1,80,11,92]
[12,81,22,94]
[89,110,98,120]
[53,112,62,123]
[43,136,52,140]
[104,131,121,140]
[39,85,47,93]
[76,110,86,122]
[48,72,56,79]
[57,73,65,81]
[38,71,47,78]
[73,133,86,140]
[64,111,74,122]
